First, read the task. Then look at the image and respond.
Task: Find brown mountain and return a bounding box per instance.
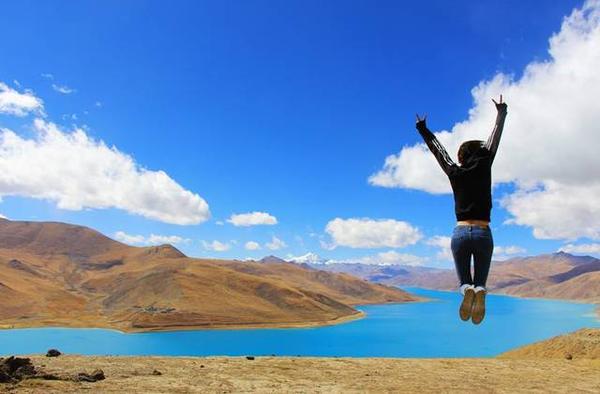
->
[0,219,418,332]
[311,252,600,306]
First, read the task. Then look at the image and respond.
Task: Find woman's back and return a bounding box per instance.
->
[448,148,493,222]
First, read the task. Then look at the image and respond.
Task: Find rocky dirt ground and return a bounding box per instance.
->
[1,355,598,393]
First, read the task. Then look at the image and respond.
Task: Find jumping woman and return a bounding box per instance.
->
[415,95,507,324]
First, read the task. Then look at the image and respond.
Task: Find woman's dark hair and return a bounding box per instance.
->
[458,140,484,165]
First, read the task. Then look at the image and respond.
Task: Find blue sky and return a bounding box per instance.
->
[2,0,599,266]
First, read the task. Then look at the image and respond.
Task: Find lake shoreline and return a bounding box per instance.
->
[401,286,600,320]
[0,297,429,333]
[0,310,365,333]
[1,289,597,359]
[0,290,596,334]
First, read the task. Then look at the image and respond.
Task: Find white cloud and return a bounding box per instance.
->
[227,211,278,227]
[502,183,600,240]
[147,234,189,245]
[114,231,190,246]
[369,0,600,241]
[352,250,426,266]
[95,101,102,108]
[324,218,422,249]
[41,73,54,80]
[114,231,145,244]
[265,236,287,250]
[244,241,261,250]
[493,245,527,260]
[52,83,75,94]
[201,240,231,252]
[0,82,44,116]
[0,213,7,219]
[62,113,78,121]
[494,245,526,256]
[0,119,210,225]
[426,236,452,261]
[286,250,425,266]
[559,243,600,255]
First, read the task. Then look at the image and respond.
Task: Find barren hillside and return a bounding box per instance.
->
[0,219,418,332]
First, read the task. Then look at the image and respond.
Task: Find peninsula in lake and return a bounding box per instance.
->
[0,219,418,332]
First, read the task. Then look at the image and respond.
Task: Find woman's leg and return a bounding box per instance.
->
[471,227,493,324]
[450,226,473,287]
[472,227,494,288]
[451,226,476,321]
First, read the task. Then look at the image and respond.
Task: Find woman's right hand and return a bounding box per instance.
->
[492,95,508,112]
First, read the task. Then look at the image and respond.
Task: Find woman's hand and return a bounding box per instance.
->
[492,95,508,112]
[415,113,427,131]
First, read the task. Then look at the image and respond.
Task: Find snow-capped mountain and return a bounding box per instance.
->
[285,252,332,265]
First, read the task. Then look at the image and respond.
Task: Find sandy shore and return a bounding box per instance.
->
[5,355,599,393]
[0,310,368,333]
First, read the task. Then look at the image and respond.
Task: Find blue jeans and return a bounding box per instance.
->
[450,225,494,288]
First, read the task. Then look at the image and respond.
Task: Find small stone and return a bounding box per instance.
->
[152,369,162,376]
[91,369,105,381]
[40,373,61,380]
[245,356,255,360]
[565,353,573,360]
[77,373,96,382]
[0,371,13,383]
[46,349,61,357]
[76,369,105,382]
[200,365,205,368]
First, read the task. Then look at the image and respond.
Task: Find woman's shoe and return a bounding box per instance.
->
[459,285,475,321]
[471,287,487,325]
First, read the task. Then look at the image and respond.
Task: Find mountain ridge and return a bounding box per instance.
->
[0,219,419,332]
[306,252,600,308]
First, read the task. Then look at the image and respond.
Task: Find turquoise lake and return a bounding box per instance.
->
[1,288,598,358]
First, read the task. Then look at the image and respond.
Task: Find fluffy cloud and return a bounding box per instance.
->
[493,245,527,260]
[324,218,422,249]
[493,245,526,256]
[227,211,278,227]
[0,119,210,225]
[0,82,44,116]
[244,241,261,250]
[369,1,600,240]
[265,236,287,250]
[502,183,600,240]
[52,83,75,94]
[426,236,452,261]
[114,231,190,246]
[559,243,600,255]
[201,240,231,252]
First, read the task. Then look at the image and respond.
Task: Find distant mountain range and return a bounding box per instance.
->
[288,252,600,306]
[0,219,418,332]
